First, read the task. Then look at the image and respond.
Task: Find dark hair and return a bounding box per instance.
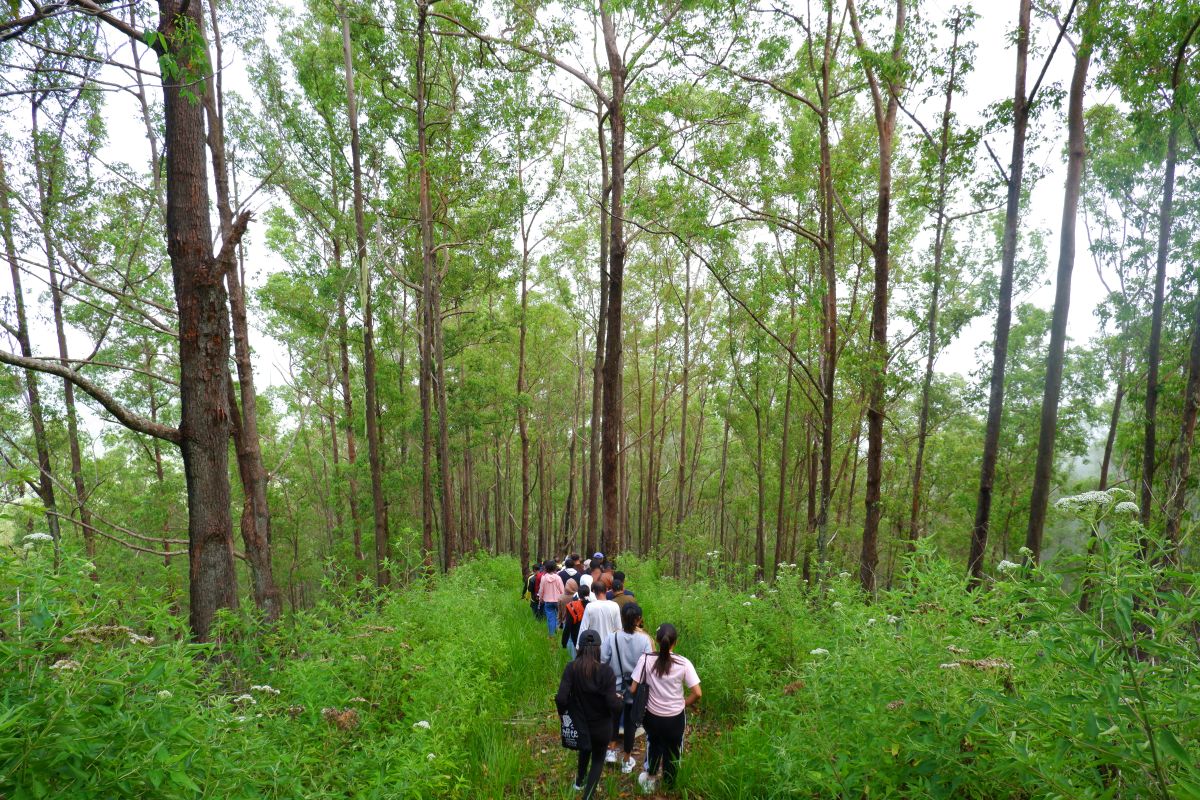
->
[613,570,625,582]
[578,583,590,598]
[621,603,642,634]
[611,578,624,591]
[543,559,557,573]
[592,578,608,595]
[575,633,602,683]
[654,623,678,678]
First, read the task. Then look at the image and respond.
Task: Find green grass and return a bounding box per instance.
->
[5,506,1200,799]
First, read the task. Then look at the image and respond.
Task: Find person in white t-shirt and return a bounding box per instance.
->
[578,579,622,646]
[629,622,701,793]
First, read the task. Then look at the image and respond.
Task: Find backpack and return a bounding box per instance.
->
[565,599,585,625]
[532,571,544,596]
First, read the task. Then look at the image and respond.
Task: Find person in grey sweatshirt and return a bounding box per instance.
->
[600,603,653,772]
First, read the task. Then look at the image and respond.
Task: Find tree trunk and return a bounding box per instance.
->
[341,7,389,586]
[1099,355,1125,491]
[908,15,961,546]
[850,0,905,594]
[336,289,366,575]
[970,0,1032,583]
[200,13,280,619]
[1164,291,1200,552]
[600,2,626,558]
[160,0,239,640]
[1024,9,1094,561]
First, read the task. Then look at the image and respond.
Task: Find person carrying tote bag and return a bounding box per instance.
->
[628,623,701,794]
[555,630,622,799]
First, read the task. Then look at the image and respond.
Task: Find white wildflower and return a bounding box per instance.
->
[232,694,256,705]
[809,648,829,656]
[749,594,757,599]
[1023,629,1039,640]
[157,690,173,700]
[250,684,281,696]
[427,753,436,761]
[128,632,155,645]
[23,532,53,543]
[838,571,851,579]
[1017,546,1033,558]
[867,618,877,626]
[789,563,797,569]
[939,662,961,669]
[413,720,431,730]
[49,659,80,672]
[742,601,752,607]
[996,560,1021,573]
[348,697,368,704]
[234,715,249,723]
[831,601,843,610]
[768,589,778,594]
[1114,501,1139,516]
[886,615,900,625]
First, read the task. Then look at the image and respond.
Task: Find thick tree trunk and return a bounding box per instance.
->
[341,7,390,586]
[1024,13,1093,561]
[159,0,239,641]
[970,0,1032,583]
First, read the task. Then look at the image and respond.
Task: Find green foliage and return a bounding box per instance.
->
[0,546,556,798]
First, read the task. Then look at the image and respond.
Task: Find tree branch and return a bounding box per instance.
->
[0,349,180,443]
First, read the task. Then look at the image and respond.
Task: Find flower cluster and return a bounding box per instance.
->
[809,648,829,656]
[250,684,281,696]
[49,659,81,672]
[996,560,1021,573]
[62,625,154,647]
[1054,487,1137,525]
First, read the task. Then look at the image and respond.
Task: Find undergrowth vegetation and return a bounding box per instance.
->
[3,489,1198,799]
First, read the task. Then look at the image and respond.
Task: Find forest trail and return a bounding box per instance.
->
[507,624,720,800]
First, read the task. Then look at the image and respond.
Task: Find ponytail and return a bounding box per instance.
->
[654,623,677,678]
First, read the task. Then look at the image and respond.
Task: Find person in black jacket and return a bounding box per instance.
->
[555,629,622,799]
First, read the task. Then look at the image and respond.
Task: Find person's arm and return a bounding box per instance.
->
[555,664,573,715]
[684,660,702,708]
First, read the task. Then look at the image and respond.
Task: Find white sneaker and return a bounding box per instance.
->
[638,771,659,793]
[622,756,637,774]
[571,783,584,792]
[605,747,619,764]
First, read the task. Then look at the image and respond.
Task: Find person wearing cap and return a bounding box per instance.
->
[556,629,623,799]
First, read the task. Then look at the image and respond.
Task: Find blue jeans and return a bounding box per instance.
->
[545,603,558,636]
[567,638,576,659]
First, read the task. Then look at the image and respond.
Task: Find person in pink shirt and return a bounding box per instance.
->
[629,623,701,793]
[537,559,566,637]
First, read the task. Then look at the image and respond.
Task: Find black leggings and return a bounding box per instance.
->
[644,710,686,787]
[577,721,611,800]
[612,703,635,754]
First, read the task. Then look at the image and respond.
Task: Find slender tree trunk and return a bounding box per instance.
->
[432,251,457,569]
[1099,353,1126,490]
[1163,289,1200,552]
[341,7,390,586]
[815,0,838,572]
[674,259,691,573]
[970,0,1032,583]
[909,16,961,547]
[29,106,90,563]
[585,110,610,559]
[600,2,626,558]
[199,23,281,618]
[850,0,905,594]
[1139,15,1200,525]
[336,289,366,575]
[1024,10,1094,561]
[0,152,60,552]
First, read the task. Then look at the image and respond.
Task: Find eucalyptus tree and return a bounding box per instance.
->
[0,0,256,641]
[1024,0,1100,562]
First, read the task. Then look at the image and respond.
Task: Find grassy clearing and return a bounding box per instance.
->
[5,497,1200,799]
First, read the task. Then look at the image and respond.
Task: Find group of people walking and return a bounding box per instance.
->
[523,554,702,798]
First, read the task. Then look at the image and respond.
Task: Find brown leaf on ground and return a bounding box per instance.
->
[783,680,806,695]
